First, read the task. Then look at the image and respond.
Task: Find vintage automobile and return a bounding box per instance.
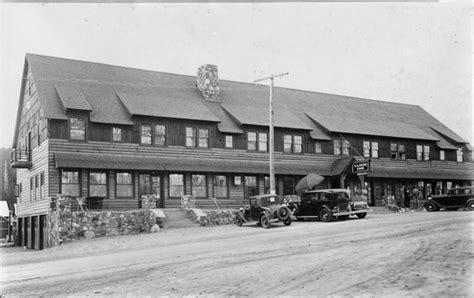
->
[288,189,370,222]
[235,194,292,228]
[425,186,474,212]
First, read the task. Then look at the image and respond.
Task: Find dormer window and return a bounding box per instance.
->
[112,127,122,142]
[70,117,86,141]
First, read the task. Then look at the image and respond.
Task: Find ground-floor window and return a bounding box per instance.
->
[61,170,81,197]
[89,172,108,197]
[192,174,207,198]
[283,176,296,195]
[116,172,133,198]
[169,174,184,198]
[244,176,258,198]
[213,175,228,198]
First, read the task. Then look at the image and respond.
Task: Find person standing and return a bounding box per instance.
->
[412,187,420,209]
[404,186,411,208]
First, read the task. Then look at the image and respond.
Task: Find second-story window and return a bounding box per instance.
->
[225,135,233,148]
[334,139,341,156]
[456,148,463,162]
[391,143,398,159]
[186,127,196,147]
[371,142,379,158]
[342,140,350,156]
[112,127,122,142]
[423,145,430,161]
[315,142,322,154]
[284,135,302,153]
[284,135,293,153]
[141,124,152,145]
[258,133,268,152]
[294,136,303,153]
[440,150,445,161]
[198,129,209,148]
[248,132,257,150]
[416,145,430,161]
[154,125,166,146]
[70,117,85,140]
[363,141,378,158]
[399,144,406,160]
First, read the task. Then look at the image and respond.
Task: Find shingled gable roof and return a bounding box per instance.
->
[22,54,468,147]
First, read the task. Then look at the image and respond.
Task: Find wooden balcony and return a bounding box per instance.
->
[11,148,32,169]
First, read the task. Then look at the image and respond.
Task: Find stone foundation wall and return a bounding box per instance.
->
[47,195,156,246]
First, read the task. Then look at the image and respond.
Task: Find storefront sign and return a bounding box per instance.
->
[352,160,370,174]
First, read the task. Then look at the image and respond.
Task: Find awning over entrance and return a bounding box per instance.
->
[54,152,332,176]
[330,156,368,176]
[330,157,354,176]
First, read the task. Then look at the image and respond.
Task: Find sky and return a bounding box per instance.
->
[0,2,472,148]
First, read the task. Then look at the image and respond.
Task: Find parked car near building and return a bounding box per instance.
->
[235,194,292,228]
[424,186,474,211]
[288,189,369,222]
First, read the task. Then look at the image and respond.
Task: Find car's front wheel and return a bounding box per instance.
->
[283,218,292,226]
[467,200,474,211]
[356,213,367,219]
[260,214,271,229]
[425,202,438,212]
[319,207,333,222]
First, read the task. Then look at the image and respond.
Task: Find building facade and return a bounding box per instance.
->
[11,54,474,248]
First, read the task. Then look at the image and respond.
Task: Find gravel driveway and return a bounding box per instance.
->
[1,211,473,296]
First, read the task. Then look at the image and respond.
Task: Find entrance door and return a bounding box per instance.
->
[17,218,23,246]
[139,174,162,208]
[152,175,162,208]
[40,215,47,250]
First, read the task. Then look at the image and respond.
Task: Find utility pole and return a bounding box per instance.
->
[254,72,289,195]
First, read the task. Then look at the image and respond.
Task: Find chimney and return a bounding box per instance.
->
[197,64,220,101]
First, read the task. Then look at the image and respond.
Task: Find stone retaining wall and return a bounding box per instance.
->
[47,195,157,246]
[185,208,238,226]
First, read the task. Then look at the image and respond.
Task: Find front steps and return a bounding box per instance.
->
[161,208,199,229]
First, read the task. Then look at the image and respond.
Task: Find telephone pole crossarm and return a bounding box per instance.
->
[254,72,289,83]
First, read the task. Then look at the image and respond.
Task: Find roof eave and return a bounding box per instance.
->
[12,57,29,148]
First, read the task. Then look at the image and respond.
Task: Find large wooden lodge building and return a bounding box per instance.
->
[11,54,474,243]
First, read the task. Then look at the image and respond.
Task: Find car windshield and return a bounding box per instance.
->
[260,196,283,206]
[335,192,349,199]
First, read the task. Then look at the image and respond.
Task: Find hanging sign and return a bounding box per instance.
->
[352,160,370,174]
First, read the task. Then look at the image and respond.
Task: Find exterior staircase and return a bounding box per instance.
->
[162,208,199,229]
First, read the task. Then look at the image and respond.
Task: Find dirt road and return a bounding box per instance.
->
[1,211,473,296]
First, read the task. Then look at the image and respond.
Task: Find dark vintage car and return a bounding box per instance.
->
[425,186,474,211]
[235,194,292,228]
[288,189,369,222]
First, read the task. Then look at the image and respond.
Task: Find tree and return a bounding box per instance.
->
[0,148,17,213]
